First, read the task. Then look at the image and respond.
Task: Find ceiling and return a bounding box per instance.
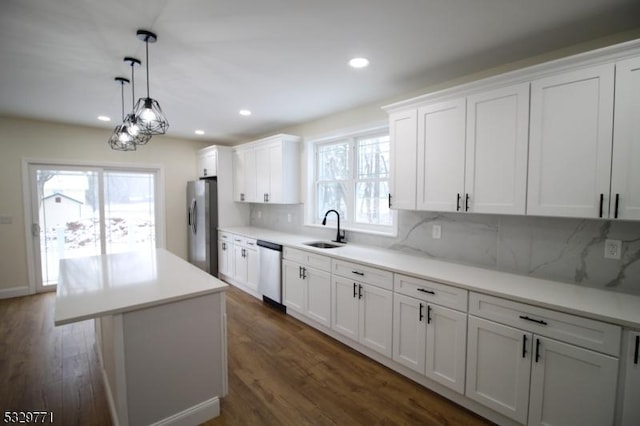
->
[1,0,639,144]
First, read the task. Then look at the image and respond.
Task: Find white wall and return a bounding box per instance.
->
[0,116,208,296]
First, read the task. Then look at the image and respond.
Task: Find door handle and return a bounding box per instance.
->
[191,200,197,233]
[465,193,470,212]
[299,266,303,279]
[353,282,357,298]
[535,338,541,363]
[388,193,392,208]
[519,315,548,326]
[599,193,604,218]
[426,305,432,324]
[419,303,424,322]
[456,193,461,211]
[615,193,620,219]
[417,288,435,295]
[522,335,527,358]
[358,284,363,299]
[301,267,307,279]
[634,335,639,365]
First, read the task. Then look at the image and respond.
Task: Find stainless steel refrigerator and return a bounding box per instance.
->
[187,179,218,275]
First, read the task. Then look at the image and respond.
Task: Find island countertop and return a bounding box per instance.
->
[54,248,228,326]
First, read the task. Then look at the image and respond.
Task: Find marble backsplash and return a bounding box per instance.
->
[249,204,640,295]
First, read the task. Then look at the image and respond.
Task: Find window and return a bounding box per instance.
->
[311,128,394,234]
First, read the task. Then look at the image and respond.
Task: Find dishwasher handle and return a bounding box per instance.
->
[257,240,283,251]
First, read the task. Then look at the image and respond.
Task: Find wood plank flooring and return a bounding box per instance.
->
[0,287,493,426]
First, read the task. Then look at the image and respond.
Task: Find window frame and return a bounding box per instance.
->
[305,123,396,236]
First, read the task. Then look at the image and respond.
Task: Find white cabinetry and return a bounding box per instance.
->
[389,109,418,210]
[416,98,466,212]
[218,232,259,297]
[282,248,331,327]
[218,233,232,277]
[393,274,468,393]
[527,64,615,218]
[612,56,640,220]
[466,292,621,426]
[197,146,218,178]
[621,330,640,426]
[331,260,393,357]
[232,134,300,204]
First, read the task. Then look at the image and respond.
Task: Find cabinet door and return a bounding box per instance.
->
[305,267,331,327]
[245,246,259,292]
[425,304,467,394]
[233,150,245,202]
[612,57,640,220]
[465,83,529,214]
[466,316,532,424]
[331,276,359,341]
[416,98,466,212]
[282,260,305,314]
[389,109,417,210]
[528,64,614,218]
[528,336,618,426]
[218,240,231,276]
[392,293,426,374]
[244,149,258,202]
[359,283,393,357]
[255,145,270,203]
[267,143,283,203]
[199,151,217,178]
[621,331,640,426]
[233,245,248,283]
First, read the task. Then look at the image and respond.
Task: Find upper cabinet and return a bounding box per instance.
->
[527,64,615,218]
[612,56,640,220]
[384,40,640,221]
[197,146,219,178]
[232,134,301,204]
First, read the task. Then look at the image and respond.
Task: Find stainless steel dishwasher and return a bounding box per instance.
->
[257,240,284,309]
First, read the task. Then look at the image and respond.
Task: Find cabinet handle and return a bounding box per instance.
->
[240,193,245,202]
[456,193,461,211]
[615,193,620,219]
[388,193,392,208]
[417,288,435,295]
[599,193,604,218]
[222,242,226,250]
[352,270,365,276]
[242,248,247,258]
[426,305,432,324]
[302,267,307,279]
[535,338,541,363]
[519,315,548,326]
[353,282,357,298]
[522,335,527,358]
[419,303,424,322]
[358,284,363,299]
[299,266,303,279]
[634,335,639,365]
[465,193,470,212]
[203,168,207,176]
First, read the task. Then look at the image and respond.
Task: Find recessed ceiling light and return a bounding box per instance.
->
[97,115,111,122]
[239,109,252,116]
[348,57,370,69]
[194,130,205,135]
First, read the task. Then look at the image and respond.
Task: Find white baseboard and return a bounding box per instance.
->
[149,397,220,426]
[0,286,30,299]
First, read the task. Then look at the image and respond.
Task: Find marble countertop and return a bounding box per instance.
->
[220,226,640,329]
[54,248,228,326]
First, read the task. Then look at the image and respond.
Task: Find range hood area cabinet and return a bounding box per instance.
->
[384,41,640,220]
[232,134,301,204]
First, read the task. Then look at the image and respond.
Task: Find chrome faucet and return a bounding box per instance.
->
[322,209,346,243]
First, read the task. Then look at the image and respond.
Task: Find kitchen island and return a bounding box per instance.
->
[55,248,228,426]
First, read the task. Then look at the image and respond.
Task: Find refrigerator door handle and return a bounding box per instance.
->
[190,199,197,234]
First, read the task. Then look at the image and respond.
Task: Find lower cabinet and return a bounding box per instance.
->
[621,330,640,426]
[393,293,467,393]
[331,275,393,357]
[466,315,619,426]
[218,239,232,277]
[282,249,331,327]
[218,232,259,295]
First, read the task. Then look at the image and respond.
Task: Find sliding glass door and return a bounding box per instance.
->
[29,164,159,292]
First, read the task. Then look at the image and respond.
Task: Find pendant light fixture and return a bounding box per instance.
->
[108,77,137,151]
[131,29,169,135]
[122,56,151,145]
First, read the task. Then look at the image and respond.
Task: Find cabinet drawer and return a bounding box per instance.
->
[283,247,331,272]
[219,232,232,241]
[394,274,468,312]
[244,238,257,249]
[332,259,393,290]
[232,235,246,246]
[469,292,621,356]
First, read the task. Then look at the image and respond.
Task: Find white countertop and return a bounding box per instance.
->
[54,248,228,326]
[221,226,640,329]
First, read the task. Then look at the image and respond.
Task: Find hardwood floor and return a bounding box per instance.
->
[0,287,493,426]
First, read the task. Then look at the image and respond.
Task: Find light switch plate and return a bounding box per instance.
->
[604,239,622,260]
[432,224,441,239]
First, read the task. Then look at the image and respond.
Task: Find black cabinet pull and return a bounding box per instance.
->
[599,193,604,218]
[352,270,364,276]
[358,284,363,299]
[299,266,303,279]
[615,193,620,219]
[519,315,548,326]
[535,338,541,363]
[456,193,461,211]
[240,193,245,202]
[388,193,392,208]
[353,283,357,298]
[419,303,424,322]
[634,335,639,365]
[427,305,432,324]
[302,267,307,279]
[417,288,435,295]
[265,193,269,202]
[522,335,528,358]
[465,193,470,212]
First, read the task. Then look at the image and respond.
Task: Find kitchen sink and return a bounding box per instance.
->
[304,241,344,249]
